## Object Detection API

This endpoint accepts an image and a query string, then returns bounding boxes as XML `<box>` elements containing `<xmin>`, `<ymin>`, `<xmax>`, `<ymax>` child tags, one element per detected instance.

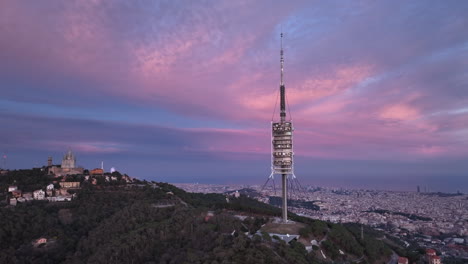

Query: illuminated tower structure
<box><xmin>262</xmin><ymin>32</ymin><xmax>301</xmax><ymax>223</ymax></box>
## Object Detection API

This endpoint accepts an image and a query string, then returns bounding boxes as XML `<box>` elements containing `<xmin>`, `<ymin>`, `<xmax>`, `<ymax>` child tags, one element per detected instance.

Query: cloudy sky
<box><xmin>1</xmin><ymin>0</ymin><xmax>467</xmax><ymax>191</ymax></box>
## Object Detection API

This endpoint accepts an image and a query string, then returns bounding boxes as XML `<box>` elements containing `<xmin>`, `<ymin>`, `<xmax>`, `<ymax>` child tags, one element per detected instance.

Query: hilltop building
<box><xmin>59</xmin><ymin>182</ymin><xmax>80</xmax><ymax>189</ymax></box>
<box><xmin>425</xmin><ymin>249</ymin><xmax>442</xmax><ymax>264</ymax></box>
<box><xmin>12</xmin><ymin>190</ymin><xmax>22</xmax><ymax>198</ymax></box>
<box><xmin>429</xmin><ymin>256</ymin><xmax>441</xmax><ymax>264</ymax></box>
<box><xmin>33</xmin><ymin>189</ymin><xmax>45</xmax><ymax>200</ymax></box>
<box><xmin>61</xmin><ymin>150</ymin><xmax>76</xmax><ymax>169</ymax></box>
<box><xmin>90</xmin><ymin>168</ymin><xmax>104</xmax><ymax>175</ymax></box>
<box><xmin>426</xmin><ymin>248</ymin><xmax>436</xmax><ymax>257</ymax></box>
<box><xmin>48</xmin><ymin>150</ymin><xmax>84</xmax><ymax>177</ymax></box>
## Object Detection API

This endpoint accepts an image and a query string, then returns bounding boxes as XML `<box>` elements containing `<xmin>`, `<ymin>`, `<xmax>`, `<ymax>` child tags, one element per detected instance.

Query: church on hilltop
<box><xmin>61</xmin><ymin>149</ymin><xmax>76</xmax><ymax>169</ymax></box>
<box><xmin>48</xmin><ymin>149</ymin><xmax>84</xmax><ymax>177</ymax></box>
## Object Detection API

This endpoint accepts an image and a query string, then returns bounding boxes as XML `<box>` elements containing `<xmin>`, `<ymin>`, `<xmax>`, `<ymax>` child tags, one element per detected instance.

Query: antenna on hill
<box><xmin>261</xmin><ymin>31</ymin><xmax>304</xmax><ymax>224</ymax></box>
<box><xmin>2</xmin><ymin>152</ymin><xmax>7</xmax><ymax>169</ymax></box>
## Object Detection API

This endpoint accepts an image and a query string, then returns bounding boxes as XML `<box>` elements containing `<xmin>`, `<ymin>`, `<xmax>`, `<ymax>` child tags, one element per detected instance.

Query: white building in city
<box><xmin>33</xmin><ymin>189</ymin><xmax>45</xmax><ymax>200</ymax></box>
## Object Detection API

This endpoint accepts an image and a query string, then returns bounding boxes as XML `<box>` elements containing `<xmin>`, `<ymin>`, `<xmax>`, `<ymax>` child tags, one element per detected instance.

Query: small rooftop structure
<box><xmin>12</xmin><ymin>189</ymin><xmax>22</xmax><ymax>198</ymax></box>
<box><xmin>429</xmin><ymin>255</ymin><xmax>441</xmax><ymax>264</ymax></box>
<box><xmin>23</xmin><ymin>192</ymin><xmax>33</xmax><ymax>200</ymax></box>
<box><xmin>90</xmin><ymin>168</ymin><xmax>104</xmax><ymax>175</ymax></box>
<box><xmin>33</xmin><ymin>237</ymin><xmax>47</xmax><ymax>247</ymax></box>
<box><xmin>397</xmin><ymin>257</ymin><xmax>409</xmax><ymax>264</ymax></box>
<box><xmin>269</xmin><ymin>233</ymin><xmax>299</xmax><ymax>244</ymax></box>
<box><xmin>59</xmin><ymin>182</ymin><xmax>80</xmax><ymax>189</ymax></box>
<box><xmin>426</xmin><ymin>248</ymin><xmax>436</xmax><ymax>256</ymax></box>
<box><xmin>204</xmin><ymin>211</ymin><xmax>215</xmax><ymax>222</ymax></box>
<box><xmin>33</xmin><ymin>189</ymin><xmax>45</xmax><ymax>200</ymax></box>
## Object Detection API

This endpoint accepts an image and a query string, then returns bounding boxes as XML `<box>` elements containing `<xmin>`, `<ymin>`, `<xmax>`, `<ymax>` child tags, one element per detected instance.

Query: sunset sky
<box><xmin>1</xmin><ymin>1</ymin><xmax>467</xmax><ymax>191</ymax></box>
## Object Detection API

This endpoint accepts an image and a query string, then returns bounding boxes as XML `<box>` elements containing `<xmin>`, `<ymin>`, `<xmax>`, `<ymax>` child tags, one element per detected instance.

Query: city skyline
<box><xmin>1</xmin><ymin>1</ymin><xmax>467</xmax><ymax>192</ymax></box>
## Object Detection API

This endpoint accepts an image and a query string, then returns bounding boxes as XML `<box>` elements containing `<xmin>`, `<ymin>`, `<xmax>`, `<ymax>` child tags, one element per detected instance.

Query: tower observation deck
<box><xmin>262</xmin><ymin>32</ymin><xmax>302</xmax><ymax>223</ymax></box>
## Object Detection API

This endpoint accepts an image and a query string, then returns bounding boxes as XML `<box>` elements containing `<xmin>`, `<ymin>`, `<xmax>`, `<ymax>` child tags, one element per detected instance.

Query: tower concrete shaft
<box><xmin>282</xmin><ymin>173</ymin><xmax>287</xmax><ymax>222</ymax></box>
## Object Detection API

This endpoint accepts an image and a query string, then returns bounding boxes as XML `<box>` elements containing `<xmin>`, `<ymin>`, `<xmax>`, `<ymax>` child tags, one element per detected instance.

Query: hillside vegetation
<box><xmin>0</xmin><ymin>170</ymin><xmax>400</xmax><ymax>263</ymax></box>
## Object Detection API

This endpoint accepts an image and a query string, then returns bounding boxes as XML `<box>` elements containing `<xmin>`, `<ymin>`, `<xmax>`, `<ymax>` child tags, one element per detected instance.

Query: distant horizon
<box><xmin>4</xmin><ymin>161</ymin><xmax>467</xmax><ymax>194</ymax></box>
<box><xmin>2</xmin><ymin>149</ymin><xmax>468</xmax><ymax>193</ymax></box>
<box><xmin>169</xmin><ymin>174</ymin><xmax>468</xmax><ymax>194</ymax></box>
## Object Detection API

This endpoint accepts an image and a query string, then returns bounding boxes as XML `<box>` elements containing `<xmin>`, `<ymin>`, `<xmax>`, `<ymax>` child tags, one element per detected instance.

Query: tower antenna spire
<box><xmin>280</xmin><ymin>31</ymin><xmax>284</xmax><ymax>86</ymax></box>
<box><xmin>279</xmin><ymin>31</ymin><xmax>286</xmax><ymax>122</ymax></box>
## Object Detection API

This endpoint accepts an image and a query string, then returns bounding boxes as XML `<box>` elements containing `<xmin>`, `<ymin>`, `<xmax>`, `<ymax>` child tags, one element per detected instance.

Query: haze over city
<box><xmin>1</xmin><ymin>1</ymin><xmax>467</xmax><ymax>192</ymax></box>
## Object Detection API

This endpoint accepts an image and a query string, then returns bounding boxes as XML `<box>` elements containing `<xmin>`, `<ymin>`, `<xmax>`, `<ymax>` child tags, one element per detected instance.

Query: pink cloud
<box><xmin>413</xmin><ymin>145</ymin><xmax>445</xmax><ymax>155</ymax></box>
<box><xmin>133</xmin><ymin>39</ymin><xmax>196</xmax><ymax>77</ymax></box>
<box><xmin>233</xmin><ymin>63</ymin><xmax>374</xmax><ymax>123</ymax></box>
<box><xmin>379</xmin><ymin>104</ymin><xmax>420</xmax><ymax>121</ymax></box>
<box><xmin>289</xmin><ymin>64</ymin><xmax>374</xmax><ymax>103</ymax></box>
<box><xmin>300</xmin><ymin>97</ymin><xmax>351</xmax><ymax>117</ymax></box>
<box><xmin>2</xmin><ymin>1</ymin><xmax>467</xmax><ymax>165</ymax></box>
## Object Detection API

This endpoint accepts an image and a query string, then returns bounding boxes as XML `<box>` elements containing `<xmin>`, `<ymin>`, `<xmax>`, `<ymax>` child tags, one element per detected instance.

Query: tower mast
<box><xmin>279</xmin><ymin>32</ymin><xmax>288</xmax><ymax>223</ymax></box>
<box><xmin>262</xmin><ymin>31</ymin><xmax>302</xmax><ymax>224</ymax></box>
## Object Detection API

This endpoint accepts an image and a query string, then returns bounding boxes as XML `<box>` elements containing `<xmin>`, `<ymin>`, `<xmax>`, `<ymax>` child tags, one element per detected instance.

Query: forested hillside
<box><xmin>0</xmin><ymin>175</ymin><xmax>404</xmax><ymax>263</ymax></box>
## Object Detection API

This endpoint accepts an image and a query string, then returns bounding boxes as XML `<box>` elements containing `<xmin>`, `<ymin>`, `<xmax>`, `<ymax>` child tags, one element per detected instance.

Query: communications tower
<box><xmin>262</xmin><ymin>32</ymin><xmax>302</xmax><ymax>223</ymax></box>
